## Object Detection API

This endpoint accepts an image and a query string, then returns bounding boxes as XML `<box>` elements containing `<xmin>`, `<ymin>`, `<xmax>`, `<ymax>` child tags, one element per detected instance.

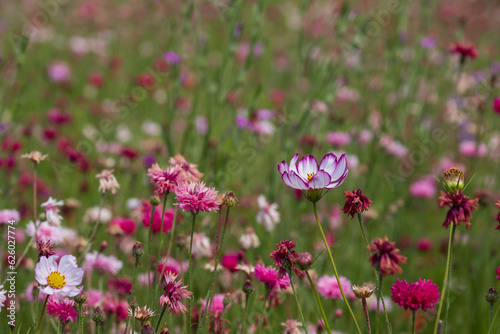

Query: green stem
<box><xmin>306</xmin><ymin>271</ymin><xmax>331</xmax><ymax>334</ymax></box>
<box><xmin>357</xmin><ymin>213</ymin><xmax>370</xmax><ymax>249</ymax></box>
<box><xmin>312</xmin><ymin>202</ymin><xmax>362</xmax><ymax>334</ymax></box>
<box><xmin>57</xmin><ymin>322</ymin><xmax>63</xmax><ymax>334</ymax></box>
<box><xmin>187</xmin><ymin>213</ymin><xmax>197</xmax><ymax>334</ymax></box>
<box><xmin>491</xmin><ymin>303</ymin><xmax>494</xmax><ymax>327</ymax></box>
<box><xmin>412</xmin><ymin>310</ymin><xmax>416</xmax><ymax>334</ymax></box>
<box><xmin>433</xmin><ymin>224</ymin><xmax>456</xmax><ymax>334</ymax></box>
<box><xmin>96</xmin><ymin>323</ymin><xmax>100</xmax><ymax>334</ymax></box>
<box><xmin>288</xmin><ymin>271</ymin><xmax>309</xmax><ymax>334</ymax></box>
<box><xmin>242</xmin><ymin>292</ymin><xmax>252</xmax><ymax>334</ymax></box>
<box><xmin>78</xmin><ymin>303</ymin><xmax>84</xmax><ymax>334</ymax></box>
<box><xmin>487</xmin><ymin>303</ymin><xmax>500</xmax><ymax>334</ymax></box>
<box><xmin>257</xmin><ymin>288</ymin><xmax>271</xmax><ymax>334</ymax></box>
<box><xmin>156</xmin><ymin>305</ymin><xmax>167</xmax><ymax>332</ymax></box>
<box><xmin>36</xmin><ymin>295</ymin><xmax>49</xmax><ymax>332</ymax></box>
<box><xmin>80</xmin><ymin>193</ymin><xmax>105</xmax><ymax>262</ymax></box>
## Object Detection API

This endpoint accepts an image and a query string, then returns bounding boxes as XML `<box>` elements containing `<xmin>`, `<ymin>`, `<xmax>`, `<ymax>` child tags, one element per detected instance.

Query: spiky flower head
<box><xmin>270</xmin><ymin>239</ymin><xmax>301</xmax><ymax>278</ymax></box>
<box><xmin>368</xmin><ymin>236</ymin><xmax>407</xmax><ymax>277</ymax></box>
<box><xmin>342</xmin><ymin>189</ymin><xmax>373</xmax><ymax>219</ymax></box>
<box><xmin>351</xmin><ymin>283</ymin><xmax>376</xmax><ymax>299</ymax></box>
<box><xmin>21</xmin><ymin>151</ymin><xmax>48</xmax><ymax>164</ymax></box>
<box><xmin>438</xmin><ymin>190</ymin><xmax>479</xmax><ymax>229</ymax></box>
<box><xmin>159</xmin><ymin>272</ymin><xmax>193</xmax><ymax>316</ymax></box>
<box><xmin>391</xmin><ymin>278</ymin><xmax>440</xmax><ymax>312</ymax></box>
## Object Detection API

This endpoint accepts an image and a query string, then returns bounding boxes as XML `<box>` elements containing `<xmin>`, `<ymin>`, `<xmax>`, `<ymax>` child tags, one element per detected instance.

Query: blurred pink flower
<box><xmin>459</xmin><ymin>140</ymin><xmax>487</xmax><ymax>157</ymax></box>
<box><xmin>186</xmin><ymin>232</ymin><xmax>212</xmax><ymax>259</ymax></box>
<box><xmin>202</xmin><ymin>293</ymin><xmax>230</xmax><ymax>315</ymax></box>
<box><xmin>158</xmin><ymin>257</ymin><xmax>187</xmax><ymax>276</ymax></box>
<box><xmin>84</xmin><ymin>251</ymin><xmax>123</xmax><ymax>275</ymax></box>
<box><xmin>409</xmin><ymin>176</ymin><xmax>436</xmax><ymax>198</ymax></box>
<box><xmin>317</xmin><ymin>275</ymin><xmax>355</xmax><ymax>300</ymax></box>
<box><xmin>256</xmin><ymin>195</ymin><xmax>280</xmax><ymax>231</ymax></box>
<box><xmin>47</xmin><ymin>61</ymin><xmax>71</xmax><ymax>83</ymax></box>
<box><xmin>147</xmin><ymin>163</ymin><xmax>180</xmax><ymax>195</ymax></box>
<box><xmin>0</xmin><ymin>209</ymin><xmax>19</xmax><ymax>224</ymax></box>
<box><xmin>169</xmin><ymin>154</ymin><xmax>203</xmax><ymax>183</ymax></box>
<box><xmin>254</xmin><ymin>264</ymin><xmax>290</xmax><ymax>290</ymax></box>
<box><xmin>493</xmin><ymin>97</ymin><xmax>500</xmax><ymax>115</ymax></box>
<box><xmin>326</xmin><ymin>132</ymin><xmax>351</xmax><ymax>146</ymax></box>
<box><xmin>139</xmin><ymin>201</ymin><xmax>173</xmax><ymax>234</ymax></box>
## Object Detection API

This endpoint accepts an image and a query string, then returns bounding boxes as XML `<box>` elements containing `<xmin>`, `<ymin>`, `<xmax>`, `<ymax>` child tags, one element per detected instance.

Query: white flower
<box><xmin>186</xmin><ymin>233</ymin><xmax>212</xmax><ymax>259</ymax></box>
<box><xmin>95</xmin><ymin>169</ymin><xmax>120</xmax><ymax>194</ymax></box>
<box><xmin>41</xmin><ymin>197</ymin><xmax>64</xmax><ymax>226</ymax></box>
<box><xmin>256</xmin><ymin>195</ymin><xmax>280</xmax><ymax>231</ymax></box>
<box><xmin>35</xmin><ymin>255</ymin><xmax>84</xmax><ymax>297</ymax></box>
<box><xmin>239</xmin><ymin>227</ymin><xmax>260</xmax><ymax>249</ymax></box>
<box><xmin>83</xmin><ymin>207</ymin><xmax>112</xmax><ymax>224</ymax></box>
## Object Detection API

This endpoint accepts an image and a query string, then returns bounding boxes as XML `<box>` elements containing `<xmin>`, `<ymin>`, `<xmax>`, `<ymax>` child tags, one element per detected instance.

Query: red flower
<box><xmin>493</xmin><ymin>98</ymin><xmax>500</xmax><ymax>115</ymax></box>
<box><xmin>450</xmin><ymin>42</ymin><xmax>478</xmax><ymax>61</ymax></box>
<box><xmin>342</xmin><ymin>189</ymin><xmax>373</xmax><ymax>219</ymax></box>
<box><xmin>496</xmin><ymin>266</ymin><xmax>500</xmax><ymax>280</ymax></box>
<box><xmin>108</xmin><ymin>277</ymin><xmax>133</xmax><ymax>295</ymax></box>
<box><xmin>368</xmin><ymin>236</ymin><xmax>407</xmax><ymax>277</ymax></box>
<box><xmin>391</xmin><ymin>278</ymin><xmax>440</xmax><ymax>312</ymax></box>
<box><xmin>270</xmin><ymin>239</ymin><xmax>302</xmax><ymax>278</ymax></box>
<box><xmin>438</xmin><ymin>190</ymin><xmax>479</xmax><ymax>229</ymax></box>
<box><xmin>495</xmin><ymin>200</ymin><xmax>500</xmax><ymax>230</ymax></box>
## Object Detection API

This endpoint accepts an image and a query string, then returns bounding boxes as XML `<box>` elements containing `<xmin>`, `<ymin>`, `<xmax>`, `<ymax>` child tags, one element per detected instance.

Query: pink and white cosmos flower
<box><xmin>35</xmin><ymin>255</ymin><xmax>84</xmax><ymax>297</ymax></box>
<box><xmin>277</xmin><ymin>153</ymin><xmax>348</xmax><ymax>202</ymax></box>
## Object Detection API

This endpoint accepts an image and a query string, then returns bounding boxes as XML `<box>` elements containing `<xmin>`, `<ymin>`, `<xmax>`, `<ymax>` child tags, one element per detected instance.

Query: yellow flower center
<box><xmin>307</xmin><ymin>173</ymin><xmax>315</xmax><ymax>181</ymax></box>
<box><xmin>47</xmin><ymin>271</ymin><xmax>66</xmax><ymax>289</ymax></box>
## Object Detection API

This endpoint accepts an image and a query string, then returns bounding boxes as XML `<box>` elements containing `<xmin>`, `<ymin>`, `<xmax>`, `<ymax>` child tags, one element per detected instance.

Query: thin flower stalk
<box><xmin>36</xmin><ymin>295</ymin><xmax>50</xmax><ymax>332</ymax></box>
<box><xmin>306</xmin><ymin>271</ymin><xmax>331</xmax><ymax>334</ymax></box>
<box><xmin>187</xmin><ymin>213</ymin><xmax>197</xmax><ymax>334</ymax></box>
<box><xmin>312</xmin><ymin>202</ymin><xmax>362</xmax><ymax>334</ymax></box>
<box><xmin>412</xmin><ymin>310</ymin><xmax>416</xmax><ymax>334</ymax></box>
<box><xmin>257</xmin><ymin>288</ymin><xmax>271</xmax><ymax>334</ymax></box>
<box><xmin>155</xmin><ymin>305</ymin><xmax>167</xmax><ymax>332</ymax></box>
<box><xmin>288</xmin><ymin>270</ymin><xmax>308</xmax><ymax>334</ymax></box>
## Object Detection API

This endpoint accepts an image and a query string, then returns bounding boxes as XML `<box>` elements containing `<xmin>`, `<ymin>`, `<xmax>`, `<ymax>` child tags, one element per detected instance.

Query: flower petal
<box><xmin>288</xmin><ymin>171</ymin><xmax>309</xmax><ymax>190</ymax></box>
<box><xmin>35</xmin><ymin>256</ymin><xmax>58</xmax><ymax>286</ymax></box>
<box><xmin>277</xmin><ymin>161</ymin><xmax>289</xmax><ymax>175</ymax></box>
<box><xmin>319</xmin><ymin>153</ymin><xmax>337</xmax><ymax>175</ymax></box>
<box><xmin>288</xmin><ymin>154</ymin><xmax>299</xmax><ymax>174</ymax></box>
<box><xmin>329</xmin><ymin>154</ymin><xmax>347</xmax><ymax>182</ymax></box>
<box><xmin>281</xmin><ymin>172</ymin><xmax>295</xmax><ymax>189</ymax></box>
<box><xmin>308</xmin><ymin>170</ymin><xmax>331</xmax><ymax>189</ymax></box>
<box><xmin>297</xmin><ymin>155</ymin><xmax>319</xmax><ymax>178</ymax></box>
<box><xmin>325</xmin><ymin>169</ymin><xmax>348</xmax><ymax>189</ymax></box>
<box><xmin>40</xmin><ymin>286</ymin><xmax>55</xmax><ymax>295</ymax></box>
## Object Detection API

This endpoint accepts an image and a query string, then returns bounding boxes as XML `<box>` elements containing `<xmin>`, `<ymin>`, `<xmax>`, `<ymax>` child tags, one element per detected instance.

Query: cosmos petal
<box><xmin>297</xmin><ymin>155</ymin><xmax>319</xmax><ymax>178</ymax></box>
<box><xmin>308</xmin><ymin>170</ymin><xmax>331</xmax><ymax>189</ymax></box>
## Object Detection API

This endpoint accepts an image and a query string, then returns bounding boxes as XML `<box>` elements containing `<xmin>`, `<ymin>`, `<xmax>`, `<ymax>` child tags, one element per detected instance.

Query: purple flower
<box><xmin>277</xmin><ymin>153</ymin><xmax>348</xmax><ymax>202</ymax></box>
<box><xmin>163</xmin><ymin>51</ymin><xmax>181</xmax><ymax>65</ymax></box>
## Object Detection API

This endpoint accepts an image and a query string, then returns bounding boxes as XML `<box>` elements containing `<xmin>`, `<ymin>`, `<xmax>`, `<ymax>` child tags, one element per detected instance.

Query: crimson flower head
<box><xmin>37</xmin><ymin>239</ymin><xmax>55</xmax><ymax>258</ymax></box>
<box><xmin>493</xmin><ymin>98</ymin><xmax>500</xmax><ymax>115</ymax></box>
<box><xmin>368</xmin><ymin>236</ymin><xmax>407</xmax><ymax>277</ymax></box>
<box><xmin>147</xmin><ymin>163</ymin><xmax>180</xmax><ymax>195</ymax></box>
<box><xmin>438</xmin><ymin>190</ymin><xmax>479</xmax><ymax>229</ymax></box>
<box><xmin>254</xmin><ymin>264</ymin><xmax>290</xmax><ymax>290</ymax></box>
<box><xmin>277</xmin><ymin>153</ymin><xmax>348</xmax><ymax>202</ymax></box>
<box><xmin>159</xmin><ymin>272</ymin><xmax>193</xmax><ymax>316</ymax></box>
<box><xmin>450</xmin><ymin>42</ymin><xmax>478</xmax><ymax>62</ymax></box>
<box><xmin>270</xmin><ymin>239</ymin><xmax>302</xmax><ymax>278</ymax></box>
<box><xmin>174</xmin><ymin>182</ymin><xmax>221</xmax><ymax>214</ymax></box>
<box><xmin>495</xmin><ymin>200</ymin><xmax>500</xmax><ymax>230</ymax></box>
<box><xmin>47</xmin><ymin>297</ymin><xmax>82</xmax><ymax>324</ymax></box>
<box><xmin>391</xmin><ymin>278</ymin><xmax>440</xmax><ymax>312</ymax></box>
<box><xmin>342</xmin><ymin>189</ymin><xmax>373</xmax><ymax>219</ymax></box>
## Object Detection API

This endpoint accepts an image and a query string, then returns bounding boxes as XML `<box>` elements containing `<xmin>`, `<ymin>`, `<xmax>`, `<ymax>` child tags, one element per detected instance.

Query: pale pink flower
<box><xmin>329</xmin><ymin>205</ymin><xmax>343</xmax><ymax>229</ymax></box>
<box><xmin>186</xmin><ymin>232</ymin><xmax>213</xmax><ymax>259</ymax></box>
<box><xmin>336</xmin><ymin>86</ymin><xmax>360</xmax><ymax>102</ymax></box>
<box><xmin>158</xmin><ymin>257</ymin><xmax>187</xmax><ymax>276</ymax></box>
<box><xmin>202</xmin><ymin>293</ymin><xmax>230</xmax><ymax>315</ymax></box>
<box><xmin>85</xmin><ymin>289</ymin><xmax>103</xmax><ymax>308</ymax></box>
<box><xmin>26</xmin><ymin>221</ymin><xmax>63</xmax><ymax>244</ymax></box>
<box><xmin>41</xmin><ymin>197</ymin><xmax>64</xmax><ymax>226</ymax></box>
<box><xmin>0</xmin><ymin>209</ymin><xmax>20</xmax><ymax>224</ymax></box>
<box><xmin>366</xmin><ymin>294</ymin><xmax>393</xmax><ymax>312</ymax></box>
<box><xmin>357</xmin><ymin>129</ymin><xmax>373</xmax><ymax>144</ymax></box>
<box><xmin>48</xmin><ymin>61</ymin><xmax>71</xmax><ymax>83</ymax></box>
<box><xmin>256</xmin><ymin>195</ymin><xmax>280</xmax><ymax>231</ymax></box>
<box><xmin>281</xmin><ymin>319</ymin><xmax>302</xmax><ymax>334</ymax></box>
<box><xmin>95</xmin><ymin>169</ymin><xmax>120</xmax><ymax>194</ymax></box>
<box><xmin>83</xmin><ymin>207</ymin><xmax>112</xmax><ymax>223</ymax></box>
<box><xmin>138</xmin><ymin>272</ymin><xmax>155</xmax><ymax>287</ymax></box>
<box><xmin>84</xmin><ymin>251</ymin><xmax>123</xmax><ymax>275</ymax></box>
<box><xmin>35</xmin><ymin>255</ymin><xmax>84</xmax><ymax>297</ymax></box>
<box><xmin>169</xmin><ymin>154</ymin><xmax>203</xmax><ymax>183</ymax></box>
<box><xmin>174</xmin><ymin>182</ymin><xmax>220</xmax><ymax>214</ymax></box>
<box><xmin>317</xmin><ymin>275</ymin><xmax>355</xmax><ymax>300</ymax></box>
<box><xmin>239</xmin><ymin>227</ymin><xmax>261</xmax><ymax>249</ymax></box>
<box><xmin>147</xmin><ymin>163</ymin><xmax>180</xmax><ymax>194</ymax></box>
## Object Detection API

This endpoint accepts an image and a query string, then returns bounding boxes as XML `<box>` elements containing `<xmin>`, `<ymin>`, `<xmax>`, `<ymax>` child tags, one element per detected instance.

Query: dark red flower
<box><xmin>88</xmin><ymin>73</ymin><xmax>104</xmax><ymax>87</ymax></box>
<box><xmin>391</xmin><ymin>278</ymin><xmax>440</xmax><ymax>312</ymax></box>
<box><xmin>108</xmin><ymin>276</ymin><xmax>132</xmax><ymax>295</ymax></box>
<box><xmin>438</xmin><ymin>190</ymin><xmax>479</xmax><ymax>229</ymax></box>
<box><xmin>47</xmin><ymin>108</ymin><xmax>72</xmax><ymax>124</ymax></box>
<box><xmin>342</xmin><ymin>189</ymin><xmax>373</xmax><ymax>219</ymax></box>
<box><xmin>450</xmin><ymin>42</ymin><xmax>477</xmax><ymax>60</ymax></box>
<box><xmin>493</xmin><ymin>98</ymin><xmax>500</xmax><ymax>115</ymax></box>
<box><xmin>495</xmin><ymin>200</ymin><xmax>500</xmax><ymax>230</ymax></box>
<box><xmin>368</xmin><ymin>236</ymin><xmax>407</xmax><ymax>277</ymax></box>
<box><xmin>270</xmin><ymin>239</ymin><xmax>302</xmax><ymax>278</ymax></box>
<box><xmin>37</xmin><ymin>239</ymin><xmax>55</xmax><ymax>258</ymax></box>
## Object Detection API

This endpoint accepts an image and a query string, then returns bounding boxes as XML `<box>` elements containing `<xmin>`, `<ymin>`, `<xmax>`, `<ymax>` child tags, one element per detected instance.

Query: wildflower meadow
<box><xmin>1</xmin><ymin>0</ymin><xmax>500</xmax><ymax>333</ymax></box>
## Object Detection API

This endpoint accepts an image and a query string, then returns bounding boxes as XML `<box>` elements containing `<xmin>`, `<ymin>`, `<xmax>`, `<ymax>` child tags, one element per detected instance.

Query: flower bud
<box><xmin>485</xmin><ymin>287</ymin><xmax>499</xmax><ymax>304</ymax></box>
<box><xmin>92</xmin><ymin>306</ymin><xmax>104</xmax><ymax>323</ymax></box>
<box><xmin>99</xmin><ymin>241</ymin><xmax>107</xmax><ymax>252</ymax></box>
<box><xmin>132</xmin><ymin>241</ymin><xmax>144</xmax><ymax>258</ymax></box>
<box><xmin>443</xmin><ymin>167</ymin><xmax>464</xmax><ymax>192</ymax></box>
<box><xmin>75</xmin><ymin>292</ymin><xmax>87</xmax><ymax>304</ymax></box>
<box><xmin>242</xmin><ymin>279</ymin><xmax>254</xmax><ymax>295</ymax></box>
<box><xmin>38</xmin><ymin>213</ymin><xmax>46</xmax><ymax>222</ymax></box>
<box><xmin>141</xmin><ymin>321</ymin><xmax>155</xmax><ymax>334</ymax></box>
<box><xmin>223</xmin><ymin>192</ymin><xmax>239</xmax><ymax>208</ymax></box>
<box><xmin>223</xmin><ymin>293</ymin><xmax>231</xmax><ymax>308</ymax></box>
<box><xmin>296</xmin><ymin>252</ymin><xmax>313</xmax><ymax>270</ymax></box>
<box><xmin>150</xmin><ymin>196</ymin><xmax>161</xmax><ymax>206</ymax></box>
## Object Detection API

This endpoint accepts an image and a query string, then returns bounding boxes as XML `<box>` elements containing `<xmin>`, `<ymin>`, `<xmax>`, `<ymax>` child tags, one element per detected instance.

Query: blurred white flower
<box><xmin>256</xmin><ymin>195</ymin><xmax>280</xmax><ymax>231</ymax></box>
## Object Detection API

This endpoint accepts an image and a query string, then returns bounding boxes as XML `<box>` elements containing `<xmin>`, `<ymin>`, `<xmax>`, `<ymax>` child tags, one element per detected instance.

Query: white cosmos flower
<box><xmin>35</xmin><ymin>255</ymin><xmax>84</xmax><ymax>297</ymax></box>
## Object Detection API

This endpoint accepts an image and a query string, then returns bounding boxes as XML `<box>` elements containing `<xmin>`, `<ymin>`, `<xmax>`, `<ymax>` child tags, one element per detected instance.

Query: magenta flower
<box><xmin>35</xmin><ymin>255</ymin><xmax>84</xmax><ymax>297</ymax></box>
<box><xmin>277</xmin><ymin>153</ymin><xmax>348</xmax><ymax>202</ymax></box>
<box><xmin>174</xmin><ymin>182</ymin><xmax>221</xmax><ymax>214</ymax></box>
<box><xmin>202</xmin><ymin>293</ymin><xmax>230</xmax><ymax>315</ymax></box>
<box><xmin>159</xmin><ymin>272</ymin><xmax>193</xmax><ymax>316</ymax></box>
<box><xmin>495</xmin><ymin>200</ymin><xmax>500</xmax><ymax>230</ymax></box>
<box><xmin>390</xmin><ymin>278</ymin><xmax>440</xmax><ymax>312</ymax></box>
<box><xmin>254</xmin><ymin>264</ymin><xmax>290</xmax><ymax>290</ymax></box>
<box><xmin>496</xmin><ymin>266</ymin><xmax>500</xmax><ymax>280</ymax></box>
<box><xmin>47</xmin><ymin>297</ymin><xmax>81</xmax><ymax>324</ymax></box>
<box><xmin>147</xmin><ymin>163</ymin><xmax>180</xmax><ymax>195</ymax></box>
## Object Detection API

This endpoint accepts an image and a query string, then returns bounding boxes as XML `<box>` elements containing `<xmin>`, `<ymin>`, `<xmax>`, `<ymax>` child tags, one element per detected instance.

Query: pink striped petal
<box><xmin>325</xmin><ymin>169</ymin><xmax>348</xmax><ymax>188</ymax></box>
<box><xmin>297</xmin><ymin>155</ymin><xmax>319</xmax><ymax>178</ymax></box>
<box><xmin>281</xmin><ymin>172</ymin><xmax>295</xmax><ymax>188</ymax></box>
<box><xmin>289</xmin><ymin>153</ymin><xmax>299</xmax><ymax>174</ymax></box>
<box><xmin>308</xmin><ymin>170</ymin><xmax>331</xmax><ymax>189</ymax></box>
<box><xmin>277</xmin><ymin>160</ymin><xmax>289</xmax><ymax>174</ymax></box>
<box><xmin>319</xmin><ymin>153</ymin><xmax>337</xmax><ymax>175</ymax></box>
<box><xmin>288</xmin><ymin>171</ymin><xmax>309</xmax><ymax>190</ymax></box>
<box><xmin>329</xmin><ymin>154</ymin><xmax>347</xmax><ymax>182</ymax></box>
